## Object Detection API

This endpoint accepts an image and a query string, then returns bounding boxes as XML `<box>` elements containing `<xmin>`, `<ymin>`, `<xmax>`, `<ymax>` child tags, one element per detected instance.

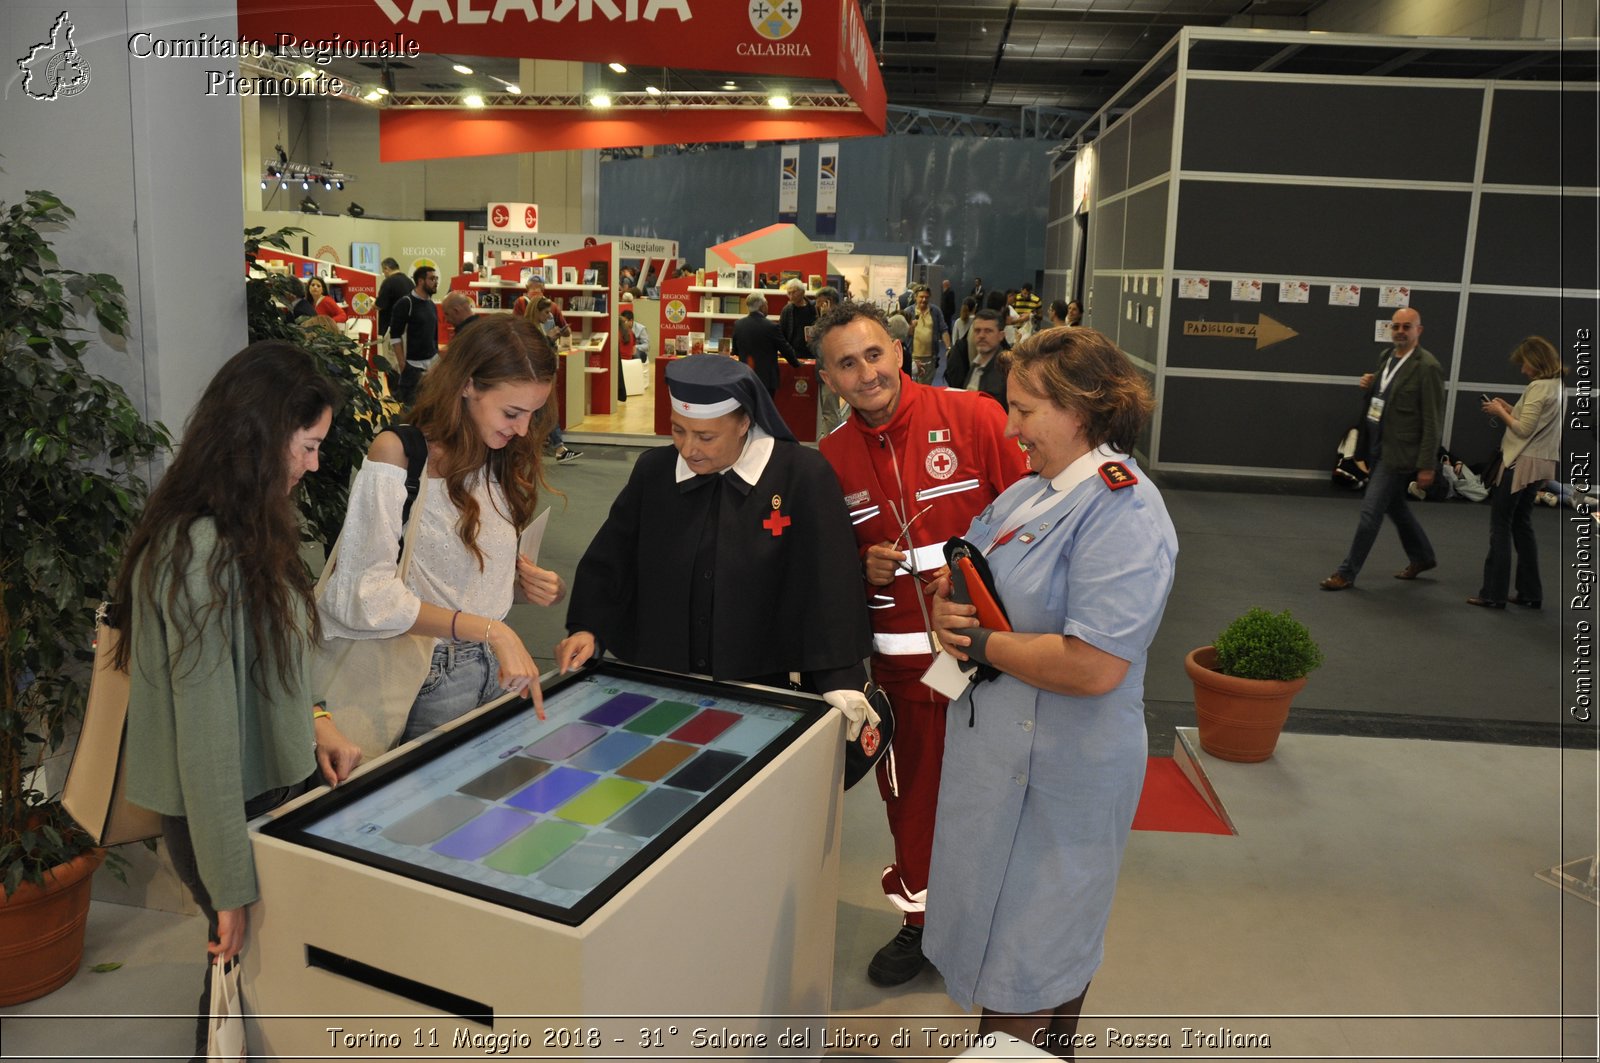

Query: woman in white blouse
<box><xmin>319</xmin><ymin>315</ymin><xmax>566</xmax><ymax>738</ymax></box>
<box><xmin>1468</xmin><ymin>335</ymin><xmax>1566</xmax><ymax>610</ymax></box>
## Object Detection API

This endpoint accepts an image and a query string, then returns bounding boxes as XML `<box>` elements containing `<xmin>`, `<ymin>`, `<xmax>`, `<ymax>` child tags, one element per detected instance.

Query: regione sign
<box><xmin>489</xmin><ymin>202</ymin><xmax>539</xmax><ymax>233</ymax></box>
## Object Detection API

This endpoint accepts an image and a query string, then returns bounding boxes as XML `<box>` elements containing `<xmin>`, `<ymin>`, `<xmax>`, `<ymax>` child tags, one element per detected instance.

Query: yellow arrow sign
<box><xmin>1182</xmin><ymin>313</ymin><xmax>1299</xmax><ymax>350</ymax></box>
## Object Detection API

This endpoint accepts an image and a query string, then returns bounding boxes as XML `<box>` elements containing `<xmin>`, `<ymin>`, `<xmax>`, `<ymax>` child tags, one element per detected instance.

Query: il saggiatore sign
<box><xmin>235</xmin><ymin>0</ymin><xmax>887</xmax><ymax>158</ymax></box>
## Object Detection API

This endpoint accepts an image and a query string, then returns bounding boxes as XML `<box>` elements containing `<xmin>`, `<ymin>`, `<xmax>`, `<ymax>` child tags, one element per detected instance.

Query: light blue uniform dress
<box><xmin>923</xmin><ymin>446</ymin><xmax>1177</xmax><ymax>1013</ymax></box>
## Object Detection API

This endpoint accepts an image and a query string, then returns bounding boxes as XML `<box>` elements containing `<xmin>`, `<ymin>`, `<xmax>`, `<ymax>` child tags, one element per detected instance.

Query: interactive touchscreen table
<box><xmin>242</xmin><ymin>662</ymin><xmax>844</xmax><ymax>1060</ymax></box>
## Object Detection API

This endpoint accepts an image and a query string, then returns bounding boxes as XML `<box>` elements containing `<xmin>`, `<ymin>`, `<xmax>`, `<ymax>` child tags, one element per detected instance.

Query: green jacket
<box><xmin>124</xmin><ymin>519</ymin><xmax>315</xmax><ymax>911</ymax></box>
<box><xmin>1371</xmin><ymin>344</ymin><xmax>1444</xmax><ymax>473</ymax></box>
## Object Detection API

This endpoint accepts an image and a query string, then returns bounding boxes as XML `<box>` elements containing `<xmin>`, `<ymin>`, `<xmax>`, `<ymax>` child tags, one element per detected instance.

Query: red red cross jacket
<box><xmin>820</xmin><ymin>375</ymin><xmax>1030</xmax><ymax>675</ymax></box>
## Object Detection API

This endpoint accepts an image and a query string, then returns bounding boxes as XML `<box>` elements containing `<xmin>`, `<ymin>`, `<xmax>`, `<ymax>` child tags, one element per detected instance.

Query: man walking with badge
<box><xmin>1321</xmin><ymin>307</ymin><xmax>1443</xmax><ymax>590</ymax></box>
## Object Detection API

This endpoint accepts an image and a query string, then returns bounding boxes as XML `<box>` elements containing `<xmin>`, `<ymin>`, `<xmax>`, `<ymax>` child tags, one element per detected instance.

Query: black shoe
<box><xmin>1466</xmin><ymin>596</ymin><xmax>1507</xmax><ymax>610</ymax></box>
<box><xmin>867</xmin><ymin>924</ymin><xmax>926</xmax><ymax>986</ymax></box>
<box><xmin>1509</xmin><ymin>595</ymin><xmax>1542</xmax><ymax>609</ymax></box>
<box><xmin>555</xmin><ymin>447</ymin><xmax>583</xmax><ymax>464</ymax></box>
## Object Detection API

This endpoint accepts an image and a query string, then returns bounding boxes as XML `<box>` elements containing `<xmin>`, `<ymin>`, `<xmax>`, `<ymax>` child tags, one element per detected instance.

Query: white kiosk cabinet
<box><xmin>242</xmin><ymin>663</ymin><xmax>844</xmax><ymax>1061</ymax></box>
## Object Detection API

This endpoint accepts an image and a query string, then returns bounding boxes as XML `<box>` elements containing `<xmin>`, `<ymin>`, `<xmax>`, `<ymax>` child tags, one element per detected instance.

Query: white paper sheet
<box><xmin>517</xmin><ymin>507</ymin><xmax>550</xmax><ymax>564</ymax></box>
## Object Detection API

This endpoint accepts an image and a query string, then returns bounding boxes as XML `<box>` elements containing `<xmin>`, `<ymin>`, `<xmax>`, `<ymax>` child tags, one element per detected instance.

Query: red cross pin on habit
<box><xmin>763</xmin><ymin>494</ymin><xmax>791</xmax><ymax>537</ymax></box>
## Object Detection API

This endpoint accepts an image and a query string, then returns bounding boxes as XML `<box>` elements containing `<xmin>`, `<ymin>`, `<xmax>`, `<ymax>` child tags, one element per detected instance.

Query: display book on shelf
<box><xmin>679</xmin><ymin>282</ymin><xmax>823</xmax><ymax>354</ymax></box>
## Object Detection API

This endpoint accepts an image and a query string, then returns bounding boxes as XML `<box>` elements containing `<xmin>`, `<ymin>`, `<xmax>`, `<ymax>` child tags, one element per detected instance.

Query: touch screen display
<box><xmin>262</xmin><ymin>664</ymin><xmax>821</xmax><ymax>926</ymax></box>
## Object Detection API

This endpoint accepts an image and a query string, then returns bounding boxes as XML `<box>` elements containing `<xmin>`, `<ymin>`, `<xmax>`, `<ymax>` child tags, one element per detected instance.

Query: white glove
<box><xmin>823</xmin><ymin>689</ymin><xmax>880</xmax><ymax>742</ymax></box>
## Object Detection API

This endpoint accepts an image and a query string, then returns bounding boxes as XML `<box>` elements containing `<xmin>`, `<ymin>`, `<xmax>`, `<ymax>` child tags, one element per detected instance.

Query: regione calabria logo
<box><xmin>17</xmin><ymin>11</ymin><xmax>91</xmax><ymax>100</ymax></box>
<box><xmin>749</xmin><ymin>0</ymin><xmax>801</xmax><ymax>41</ymax></box>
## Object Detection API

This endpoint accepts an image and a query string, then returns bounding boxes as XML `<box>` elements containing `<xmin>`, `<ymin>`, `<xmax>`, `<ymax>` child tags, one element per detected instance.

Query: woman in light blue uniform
<box><xmin>927</xmin><ymin>326</ymin><xmax>1177</xmax><ymax>1056</ymax></box>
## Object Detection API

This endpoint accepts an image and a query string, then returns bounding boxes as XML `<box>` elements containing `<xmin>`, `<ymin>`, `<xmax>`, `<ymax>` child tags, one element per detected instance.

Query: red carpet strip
<box><xmin>1132</xmin><ymin>756</ymin><xmax>1232</xmax><ymax>835</ymax></box>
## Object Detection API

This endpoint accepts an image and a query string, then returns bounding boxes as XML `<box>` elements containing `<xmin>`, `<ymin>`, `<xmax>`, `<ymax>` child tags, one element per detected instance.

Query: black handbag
<box><xmin>842</xmin><ymin>685</ymin><xmax>894</xmax><ymax>790</ymax></box>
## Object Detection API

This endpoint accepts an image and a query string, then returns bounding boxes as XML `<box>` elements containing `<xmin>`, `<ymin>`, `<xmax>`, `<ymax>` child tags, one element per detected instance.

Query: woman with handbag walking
<box><xmin>1468</xmin><ymin>335</ymin><xmax>1567</xmax><ymax>610</ymax></box>
<box><xmin>115</xmin><ymin>342</ymin><xmax>365</xmax><ymax>1059</ymax></box>
<box><xmin>317</xmin><ymin>314</ymin><xmax>565</xmax><ymax>746</ymax></box>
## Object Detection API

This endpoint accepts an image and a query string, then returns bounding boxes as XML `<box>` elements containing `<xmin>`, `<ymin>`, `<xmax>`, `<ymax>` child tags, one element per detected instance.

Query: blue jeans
<box><xmin>1337</xmin><ymin>460</ymin><xmax>1435</xmax><ymax>580</ymax></box>
<box><xmin>1478</xmin><ymin>474</ymin><xmax>1541</xmax><ymax>603</ymax></box>
<box><xmin>402</xmin><ymin>640</ymin><xmax>503</xmax><ymax>743</ymax></box>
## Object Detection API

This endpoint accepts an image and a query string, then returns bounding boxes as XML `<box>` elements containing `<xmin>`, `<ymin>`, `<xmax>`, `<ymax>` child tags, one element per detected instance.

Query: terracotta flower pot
<box><xmin>0</xmin><ymin>846</ymin><xmax>107</xmax><ymax>1006</ymax></box>
<box><xmin>1185</xmin><ymin>646</ymin><xmax>1307</xmax><ymax>763</ymax></box>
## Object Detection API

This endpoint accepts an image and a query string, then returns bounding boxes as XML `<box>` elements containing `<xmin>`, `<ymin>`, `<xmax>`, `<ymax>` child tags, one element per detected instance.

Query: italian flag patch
<box><xmin>928</xmin><ymin>429</ymin><xmax>951</xmax><ymax>443</ymax></box>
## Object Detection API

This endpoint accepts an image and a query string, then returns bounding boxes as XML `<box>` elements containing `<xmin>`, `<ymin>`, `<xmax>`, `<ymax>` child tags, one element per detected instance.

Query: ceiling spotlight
<box><xmin>334</xmin><ymin>180</ymin><xmax>344</xmax><ymax>190</ymax></box>
<box><xmin>363</xmin><ymin>88</ymin><xmax>383</xmax><ymax>102</ymax></box>
<box><xmin>503</xmin><ymin>83</ymin><xmax>521</xmax><ymax>94</ymax></box>
<box><xmin>323</xmin><ymin>179</ymin><xmax>333</xmax><ymax>190</ymax></box>
<box><xmin>375</xmin><ymin>84</ymin><xmax>390</xmax><ymax>96</ymax></box>
<box><xmin>260</xmin><ymin>179</ymin><xmax>268</xmax><ymax>190</ymax></box>
<box><xmin>608</xmin><ymin>62</ymin><xmax>627</xmax><ymax>74</ymax></box>
<box><xmin>347</xmin><ymin>202</ymin><xmax>366</xmax><ymax>218</ymax></box>
<box><xmin>299</xmin><ymin>196</ymin><xmax>318</xmax><ymax>214</ymax></box>
<box><xmin>452</xmin><ymin>63</ymin><xmax>474</xmax><ymax>75</ymax></box>
<box><xmin>298</xmin><ymin>67</ymin><xmax>317</xmax><ymax>81</ymax></box>
<box><xmin>723</xmin><ymin>81</ymin><xmax>738</xmax><ymax>89</ymax></box>
<box><xmin>645</xmin><ymin>85</ymin><xmax>661</xmax><ymax>96</ymax></box>
<box><xmin>768</xmin><ymin>94</ymin><xmax>791</xmax><ymax>109</ymax></box>
<box><xmin>463</xmin><ymin>93</ymin><xmax>485</xmax><ymax>108</ymax></box>
<box><xmin>590</xmin><ymin>92</ymin><xmax>612</xmax><ymax>108</ymax></box>
<box><xmin>301</xmin><ymin>179</ymin><xmax>310</xmax><ymax>190</ymax></box>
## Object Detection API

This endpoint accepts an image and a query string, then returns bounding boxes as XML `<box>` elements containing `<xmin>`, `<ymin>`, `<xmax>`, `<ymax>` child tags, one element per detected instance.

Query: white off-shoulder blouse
<box><xmin>318</xmin><ymin>460</ymin><xmax>517</xmax><ymax>642</ymax></box>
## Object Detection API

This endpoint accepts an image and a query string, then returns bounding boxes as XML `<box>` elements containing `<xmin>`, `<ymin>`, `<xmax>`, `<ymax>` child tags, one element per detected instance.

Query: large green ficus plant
<box><xmin>0</xmin><ymin>189</ymin><xmax>171</xmax><ymax>894</ymax></box>
<box><xmin>244</xmin><ymin>224</ymin><xmax>394</xmax><ymax>550</ymax></box>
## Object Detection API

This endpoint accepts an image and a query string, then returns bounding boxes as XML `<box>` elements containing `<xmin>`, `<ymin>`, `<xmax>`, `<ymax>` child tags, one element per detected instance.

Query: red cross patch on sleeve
<box><xmin>1098</xmin><ymin>461</ymin><xmax>1138</xmax><ymax>490</ymax></box>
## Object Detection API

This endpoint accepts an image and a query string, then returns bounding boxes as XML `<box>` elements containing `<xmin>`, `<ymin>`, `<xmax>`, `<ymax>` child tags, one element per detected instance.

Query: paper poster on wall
<box><xmin>778</xmin><ymin>146</ymin><xmax>799</xmax><ymax>225</ymax></box>
<box><xmin>1374</xmin><ymin>319</ymin><xmax>1398</xmax><ymax>342</ymax></box>
<box><xmin>1230</xmin><ymin>279</ymin><xmax>1263</xmax><ymax>302</ymax></box>
<box><xmin>1329</xmin><ymin>283</ymin><xmax>1361</xmax><ymax>306</ymax></box>
<box><xmin>1179</xmin><ymin>277</ymin><xmax>1209</xmax><ymax>299</ymax></box>
<box><xmin>1279</xmin><ymin>280</ymin><xmax>1310</xmax><ymax>304</ymax></box>
<box><xmin>1379</xmin><ymin>285</ymin><xmax>1411</xmax><ymax>308</ymax></box>
<box><xmin>1145</xmin><ymin>305</ymin><xmax>1156</xmax><ymax>329</ymax></box>
<box><xmin>350</xmin><ymin>241</ymin><xmax>380</xmax><ymax>273</ymax></box>
<box><xmin>815</xmin><ymin>143</ymin><xmax>838</xmax><ymax>237</ymax></box>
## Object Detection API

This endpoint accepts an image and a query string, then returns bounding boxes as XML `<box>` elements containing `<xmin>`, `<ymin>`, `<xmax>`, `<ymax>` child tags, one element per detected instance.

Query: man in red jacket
<box><xmin>815</xmin><ymin>301</ymin><xmax>1029</xmax><ymax>986</ymax></box>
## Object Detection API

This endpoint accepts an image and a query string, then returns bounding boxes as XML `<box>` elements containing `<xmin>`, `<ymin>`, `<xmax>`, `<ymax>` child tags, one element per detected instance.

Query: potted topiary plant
<box><xmin>244</xmin><ymin>225</ymin><xmax>394</xmax><ymax>552</ymax></box>
<box><xmin>0</xmin><ymin>187</ymin><xmax>171</xmax><ymax>1003</ymax></box>
<box><xmin>1185</xmin><ymin>608</ymin><xmax>1323</xmax><ymax>762</ymax></box>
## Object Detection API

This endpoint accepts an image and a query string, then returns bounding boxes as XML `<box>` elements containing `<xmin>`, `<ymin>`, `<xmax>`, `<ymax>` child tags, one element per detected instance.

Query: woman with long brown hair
<box><xmin>117</xmin><ymin>341</ymin><xmax>361</xmax><ymax>1055</ymax></box>
<box><xmin>1468</xmin><ymin>335</ymin><xmax>1567</xmax><ymax>609</ymax></box>
<box><xmin>318</xmin><ymin>314</ymin><xmax>565</xmax><ymax>740</ymax></box>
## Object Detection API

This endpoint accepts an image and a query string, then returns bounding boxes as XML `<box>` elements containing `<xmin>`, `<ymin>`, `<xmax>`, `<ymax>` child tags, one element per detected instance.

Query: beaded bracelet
<box><xmin>451</xmin><ymin>608</ymin><xmax>462</xmax><ymax>641</ymax></box>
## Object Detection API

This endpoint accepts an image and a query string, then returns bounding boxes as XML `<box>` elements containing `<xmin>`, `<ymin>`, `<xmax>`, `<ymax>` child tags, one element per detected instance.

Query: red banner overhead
<box><xmin>236</xmin><ymin>0</ymin><xmax>887</xmax><ymax>143</ymax></box>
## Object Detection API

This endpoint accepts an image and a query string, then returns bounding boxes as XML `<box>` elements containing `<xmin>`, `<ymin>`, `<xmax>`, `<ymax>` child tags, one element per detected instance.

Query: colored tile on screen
<box><xmin>381</xmin><ymin>795</ymin><xmax>484</xmax><ymax>846</ymax></box>
<box><xmin>569</xmin><ymin>731</ymin><xmax>652</xmax><ymax>773</ymax></box>
<box><xmin>504</xmin><ymin>765</ymin><xmax>598</xmax><ymax>813</ymax></box>
<box><xmin>581</xmin><ymin>692</ymin><xmax>655</xmax><ymax>727</ymax></box>
<box><xmin>606</xmin><ymin>787</ymin><xmax>697</xmax><ymax>838</ymax></box>
<box><xmin>554</xmin><ymin>777</ymin><xmax>648</xmax><ymax>825</ymax></box>
<box><xmin>622</xmin><ymin>700</ymin><xmax>698</xmax><ymax>736</ymax></box>
<box><xmin>523</xmin><ymin>722</ymin><xmax>607</xmax><ymax>761</ymax></box>
<box><xmin>483</xmin><ymin>820</ymin><xmax>586</xmax><ymax>875</ymax></box>
<box><xmin>664</xmin><ymin>749</ymin><xmax>746</xmax><ymax>792</ymax></box>
<box><xmin>457</xmin><ymin>757</ymin><xmax>550</xmax><ymax>800</ymax></box>
<box><xmin>617</xmin><ymin>741</ymin><xmax>697</xmax><ymax>782</ymax></box>
<box><xmin>711</xmin><ymin>716</ymin><xmax>789</xmax><ymax>756</ymax></box>
<box><xmin>431</xmin><ymin>807</ymin><xmax>536</xmax><ymax>861</ymax></box>
<box><xmin>539</xmin><ymin>831</ymin><xmax>644</xmax><ymax>892</ymax></box>
<box><xmin>668</xmin><ymin>708</ymin><xmax>742</xmax><ymax>744</ymax></box>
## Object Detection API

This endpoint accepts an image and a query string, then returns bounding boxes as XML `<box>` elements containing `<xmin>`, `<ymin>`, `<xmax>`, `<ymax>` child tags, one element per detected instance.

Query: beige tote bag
<box><xmin>311</xmin><ymin>471</ymin><xmax>434</xmax><ymax>760</ymax></box>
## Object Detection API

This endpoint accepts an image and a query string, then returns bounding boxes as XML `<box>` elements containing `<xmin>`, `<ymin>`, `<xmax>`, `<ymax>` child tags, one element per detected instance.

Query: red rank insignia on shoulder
<box><xmin>1098</xmin><ymin>461</ymin><xmax>1138</xmax><ymax>490</ymax></box>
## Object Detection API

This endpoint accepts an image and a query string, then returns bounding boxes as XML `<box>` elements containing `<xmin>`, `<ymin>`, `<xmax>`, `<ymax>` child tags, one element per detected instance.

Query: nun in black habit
<box><xmin>558</xmin><ymin>355</ymin><xmax>874</xmax><ymax>702</ymax></box>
